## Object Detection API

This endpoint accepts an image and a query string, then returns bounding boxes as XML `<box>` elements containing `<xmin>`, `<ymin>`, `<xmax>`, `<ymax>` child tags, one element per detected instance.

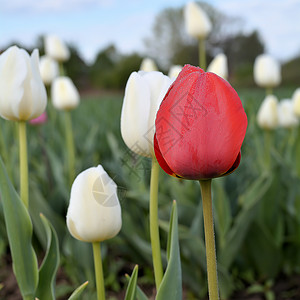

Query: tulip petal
<box><xmin>154</xmin><ymin>134</ymin><xmax>177</xmax><ymax>178</ymax></box>
<box><xmin>155</xmin><ymin>65</ymin><xmax>247</xmax><ymax>180</ymax></box>
<box><xmin>220</xmin><ymin>152</ymin><xmax>241</xmax><ymax>177</ymax></box>
<box><xmin>0</xmin><ymin>46</ymin><xmax>27</xmax><ymax>120</ymax></box>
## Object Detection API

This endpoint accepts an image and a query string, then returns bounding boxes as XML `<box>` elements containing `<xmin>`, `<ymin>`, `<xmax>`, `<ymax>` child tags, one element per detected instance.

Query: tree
<box><xmin>144</xmin><ymin>1</ymin><xmax>241</xmax><ymax>68</ymax></box>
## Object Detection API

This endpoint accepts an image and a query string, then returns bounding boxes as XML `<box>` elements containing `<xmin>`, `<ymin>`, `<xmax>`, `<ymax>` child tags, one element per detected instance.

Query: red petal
<box><xmin>154</xmin><ymin>133</ymin><xmax>178</xmax><ymax>178</ymax></box>
<box><xmin>220</xmin><ymin>152</ymin><xmax>241</xmax><ymax>177</ymax></box>
<box><xmin>155</xmin><ymin>66</ymin><xmax>247</xmax><ymax>180</ymax></box>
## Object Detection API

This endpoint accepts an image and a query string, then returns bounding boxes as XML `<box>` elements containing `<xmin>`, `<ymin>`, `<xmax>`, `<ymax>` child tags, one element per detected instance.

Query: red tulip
<box><xmin>154</xmin><ymin>64</ymin><xmax>247</xmax><ymax>180</ymax></box>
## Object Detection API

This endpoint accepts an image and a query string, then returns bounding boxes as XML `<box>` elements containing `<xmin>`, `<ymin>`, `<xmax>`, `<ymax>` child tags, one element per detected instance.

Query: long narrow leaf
<box><xmin>156</xmin><ymin>201</ymin><xmax>182</xmax><ymax>300</ymax></box>
<box><xmin>35</xmin><ymin>214</ymin><xmax>60</xmax><ymax>300</ymax></box>
<box><xmin>124</xmin><ymin>265</ymin><xmax>138</xmax><ymax>300</ymax></box>
<box><xmin>68</xmin><ymin>281</ymin><xmax>89</xmax><ymax>300</ymax></box>
<box><xmin>0</xmin><ymin>156</ymin><xmax>38</xmax><ymax>298</ymax></box>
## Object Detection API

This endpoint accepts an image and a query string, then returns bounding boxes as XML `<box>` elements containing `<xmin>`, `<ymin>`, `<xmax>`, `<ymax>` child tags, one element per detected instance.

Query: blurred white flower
<box><xmin>67</xmin><ymin>165</ymin><xmax>122</xmax><ymax>242</ymax></box>
<box><xmin>121</xmin><ymin>71</ymin><xmax>172</xmax><ymax>157</ymax></box>
<box><xmin>184</xmin><ymin>1</ymin><xmax>212</xmax><ymax>40</ymax></box>
<box><xmin>51</xmin><ymin>76</ymin><xmax>80</xmax><ymax>111</ymax></box>
<box><xmin>278</xmin><ymin>99</ymin><xmax>299</xmax><ymax>128</ymax></box>
<box><xmin>140</xmin><ymin>58</ymin><xmax>158</xmax><ymax>72</ymax></box>
<box><xmin>39</xmin><ymin>55</ymin><xmax>59</xmax><ymax>86</ymax></box>
<box><xmin>207</xmin><ymin>53</ymin><xmax>228</xmax><ymax>80</ymax></box>
<box><xmin>253</xmin><ymin>54</ymin><xmax>281</xmax><ymax>88</ymax></box>
<box><xmin>257</xmin><ymin>95</ymin><xmax>279</xmax><ymax>130</ymax></box>
<box><xmin>292</xmin><ymin>88</ymin><xmax>300</xmax><ymax>117</ymax></box>
<box><xmin>168</xmin><ymin>65</ymin><xmax>182</xmax><ymax>79</ymax></box>
<box><xmin>0</xmin><ymin>46</ymin><xmax>47</xmax><ymax>121</ymax></box>
<box><xmin>45</xmin><ymin>35</ymin><xmax>70</xmax><ymax>62</ymax></box>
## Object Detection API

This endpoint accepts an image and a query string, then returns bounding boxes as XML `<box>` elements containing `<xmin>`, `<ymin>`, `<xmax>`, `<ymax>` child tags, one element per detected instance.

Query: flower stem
<box><xmin>199</xmin><ymin>179</ymin><xmax>219</xmax><ymax>300</ymax></box>
<box><xmin>92</xmin><ymin>242</ymin><xmax>105</xmax><ymax>300</ymax></box>
<box><xmin>59</xmin><ymin>62</ymin><xmax>65</xmax><ymax>76</ymax></box>
<box><xmin>64</xmin><ymin>111</ymin><xmax>76</xmax><ymax>186</ymax></box>
<box><xmin>296</xmin><ymin>128</ymin><xmax>300</xmax><ymax>177</ymax></box>
<box><xmin>264</xmin><ymin>129</ymin><xmax>273</xmax><ymax>171</ymax></box>
<box><xmin>18</xmin><ymin>121</ymin><xmax>29</xmax><ymax>209</ymax></box>
<box><xmin>266</xmin><ymin>87</ymin><xmax>273</xmax><ymax>96</ymax></box>
<box><xmin>149</xmin><ymin>158</ymin><xmax>163</xmax><ymax>289</ymax></box>
<box><xmin>199</xmin><ymin>38</ymin><xmax>207</xmax><ymax>70</ymax></box>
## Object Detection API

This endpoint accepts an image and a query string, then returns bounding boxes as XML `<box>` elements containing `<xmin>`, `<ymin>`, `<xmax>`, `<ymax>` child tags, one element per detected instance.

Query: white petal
<box><xmin>184</xmin><ymin>1</ymin><xmax>212</xmax><ymax>39</ymax></box>
<box><xmin>121</xmin><ymin>72</ymin><xmax>152</xmax><ymax>157</ymax></box>
<box><xmin>51</xmin><ymin>76</ymin><xmax>80</xmax><ymax>111</ymax></box>
<box><xmin>0</xmin><ymin>46</ymin><xmax>27</xmax><ymax>120</ymax></box>
<box><xmin>66</xmin><ymin>165</ymin><xmax>122</xmax><ymax>242</ymax></box>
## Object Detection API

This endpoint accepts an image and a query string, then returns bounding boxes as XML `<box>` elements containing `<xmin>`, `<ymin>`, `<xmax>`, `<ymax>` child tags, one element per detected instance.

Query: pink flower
<box><xmin>29</xmin><ymin>112</ymin><xmax>47</xmax><ymax>125</ymax></box>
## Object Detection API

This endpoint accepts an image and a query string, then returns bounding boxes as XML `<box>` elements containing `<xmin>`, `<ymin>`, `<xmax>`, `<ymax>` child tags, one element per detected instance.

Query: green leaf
<box><xmin>124</xmin><ymin>265</ymin><xmax>138</xmax><ymax>300</ymax></box>
<box><xmin>136</xmin><ymin>286</ymin><xmax>149</xmax><ymax>300</ymax></box>
<box><xmin>35</xmin><ymin>214</ymin><xmax>60</xmax><ymax>300</ymax></box>
<box><xmin>219</xmin><ymin>174</ymin><xmax>273</xmax><ymax>268</ymax></box>
<box><xmin>68</xmin><ymin>281</ymin><xmax>89</xmax><ymax>300</ymax></box>
<box><xmin>0</xmin><ymin>156</ymin><xmax>38</xmax><ymax>299</ymax></box>
<box><xmin>156</xmin><ymin>201</ymin><xmax>182</xmax><ymax>300</ymax></box>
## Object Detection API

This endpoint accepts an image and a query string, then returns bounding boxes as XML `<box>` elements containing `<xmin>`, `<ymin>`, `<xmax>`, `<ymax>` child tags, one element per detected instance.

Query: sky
<box><xmin>0</xmin><ymin>0</ymin><xmax>300</xmax><ymax>65</ymax></box>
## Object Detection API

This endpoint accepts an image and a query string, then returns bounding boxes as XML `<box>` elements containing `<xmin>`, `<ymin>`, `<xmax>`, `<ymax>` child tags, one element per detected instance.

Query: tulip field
<box><xmin>1</xmin><ymin>2</ymin><xmax>300</xmax><ymax>300</ymax></box>
<box><xmin>0</xmin><ymin>83</ymin><xmax>299</xmax><ymax>300</ymax></box>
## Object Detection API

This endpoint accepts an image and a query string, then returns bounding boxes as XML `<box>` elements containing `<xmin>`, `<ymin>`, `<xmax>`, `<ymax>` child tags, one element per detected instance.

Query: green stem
<box><xmin>149</xmin><ymin>158</ymin><xmax>163</xmax><ymax>289</ymax></box>
<box><xmin>92</xmin><ymin>242</ymin><xmax>105</xmax><ymax>300</ymax></box>
<box><xmin>264</xmin><ymin>130</ymin><xmax>273</xmax><ymax>171</ymax></box>
<box><xmin>199</xmin><ymin>38</ymin><xmax>206</xmax><ymax>70</ymax></box>
<box><xmin>64</xmin><ymin>111</ymin><xmax>76</xmax><ymax>186</ymax></box>
<box><xmin>266</xmin><ymin>87</ymin><xmax>273</xmax><ymax>96</ymax></box>
<box><xmin>199</xmin><ymin>179</ymin><xmax>219</xmax><ymax>300</ymax></box>
<box><xmin>18</xmin><ymin>121</ymin><xmax>29</xmax><ymax>209</ymax></box>
<box><xmin>59</xmin><ymin>62</ymin><xmax>65</xmax><ymax>76</ymax></box>
<box><xmin>296</xmin><ymin>128</ymin><xmax>300</xmax><ymax>177</ymax></box>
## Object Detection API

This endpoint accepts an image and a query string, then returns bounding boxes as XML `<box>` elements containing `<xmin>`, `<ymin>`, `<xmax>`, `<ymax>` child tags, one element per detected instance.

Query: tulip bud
<box><xmin>0</xmin><ymin>46</ymin><xmax>47</xmax><ymax>121</ymax></box>
<box><xmin>154</xmin><ymin>65</ymin><xmax>247</xmax><ymax>180</ymax></box>
<box><xmin>168</xmin><ymin>65</ymin><xmax>183</xmax><ymax>79</ymax></box>
<box><xmin>140</xmin><ymin>58</ymin><xmax>158</xmax><ymax>72</ymax></box>
<box><xmin>292</xmin><ymin>88</ymin><xmax>300</xmax><ymax>117</ymax></box>
<box><xmin>66</xmin><ymin>165</ymin><xmax>122</xmax><ymax>242</ymax></box>
<box><xmin>39</xmin><ymin>55</ymin><xmax>59</xmax><ymax>86</ymax></box>
<box><xmin>121</xmin><ymin>71</ymin><xmax>172</xmax><ymax>157</ymax></box>
<box><xmin>257</xmin><ymin>95</ymin><xmax>279</xmax><ymax>130</ymax></box>
<box><xmin>184</xmin><ymin>1</ymin><xmax>212</xmax><ymax>40</ymax></box>
<box><xmin>253</xmin><ymin>54</ymin><xmax>281</xmax><ymax>88</ymax></box>
<box><xmin>45</xmin><ymin>35</ymin><xmax>70</xmax><ymax>62</ymax></box>
<box><xmin>51</xmin><ymin>76</ymin><xmax>80</xmax><ymax>111</ymax></box>
<box><xmin>278</xmin><ymin>99</ymin><xmax>299</xmax><ymax>128</ymax></box>
<box><xmin>207</xmin><ymin>53</ymin><xmax>228</xmax><ymax>80</ymax></box>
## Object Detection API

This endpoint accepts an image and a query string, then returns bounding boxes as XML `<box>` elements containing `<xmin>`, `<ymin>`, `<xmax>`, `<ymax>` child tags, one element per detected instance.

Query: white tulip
<box><xmin>39</xmin><ymin>55</ymin><xmax>59</xmax><ymax>86</ymax></box>
<box><xmin>253</xmin><ymin>54</ymin><xmax>281</xmax><ymax>88</ymax></box>
<box><xmin>51</xmin><ymin>76</ymin><xmax>80</xmax><ymax>111</ymax></box>
<box><xmin>292</xmin><ymin>88</ymin><xmax>300</xmax><ymax>117</ymax></box>
<box><xmin>168</xmin><ymin>65</ymin><xmax>182</xmax><ymax>79</ymax></box>
<box><xmin>257</xmin><ymin>95</ymin><xmax>279</xmax><ymax>130</ymax></box>
<box><xmin>184</xmin><ymin>1</ymin><xmax>212</xmax><ymax>40</ymax></box>
<box><xmin>121</xmin><ymin>71</ymin><xmax>172</xmax><ymax>157</ymax></box>
<box><xmin>45</xmin><ymin>35</ymin><xmax>70</xmax><ymax>62</ymax></box>
<box><xmin>278</xmin><ymin>99</ymin><xmax>299</xmax><ymax>128</ymax></box>
<box><xmin>207</xmin><ymin>53</ymin><xmax>228</xmax><ymax>80</ymax></box>
<box><xmin>140</xmin><ymin>58</ymin><xmax>158</xmax><ymax>72</ymax></box>
<box><xmin>0</xmin><ymin>46</ymin><xmax>47</xmax><ymax>121</ymax></box>
<box><xmin>66</xmin><ymin>165</ymin><xmax>122</xmax><ymax>242</ymax></box>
